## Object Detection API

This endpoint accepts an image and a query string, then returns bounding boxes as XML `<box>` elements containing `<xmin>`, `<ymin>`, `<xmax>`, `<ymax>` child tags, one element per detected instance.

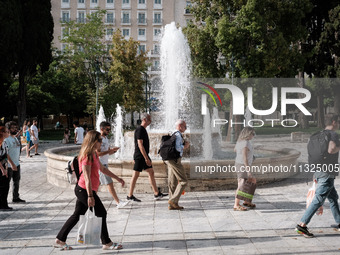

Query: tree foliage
<box><xmin>108</xmin><ymin>30</ymin><xmax>148</xmax><ymax>114</ymax></box>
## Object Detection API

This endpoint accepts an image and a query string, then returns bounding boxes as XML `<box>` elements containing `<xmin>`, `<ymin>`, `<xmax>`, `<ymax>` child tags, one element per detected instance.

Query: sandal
<box><xmin>243</xmin><ymin>202</ymin><xmax>256</xmax><ymax>208</ymax></box>
<box><xmin>102</xmin><ymin>242</ymin><xmax>123</xmax><ymax>250</ymax></box>
<box><xmin>54</xmin><ymin>241</ymin><xmax>73</xmax><ymax>251</ymax></box>
<box><xmin>233</xmin><ymin>205</ymin><xmax>248</xmax><ymax>211</ymax></box>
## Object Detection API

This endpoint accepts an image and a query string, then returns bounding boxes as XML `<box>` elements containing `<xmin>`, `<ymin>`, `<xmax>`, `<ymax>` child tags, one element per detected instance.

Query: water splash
<box><xmin>114</xmin><ymin>104</ymin><xmax>124</xmax><ymax>159</ymax></box>
<box><xmin>96</xmin><ymin>105</ymin><xmax>106</xmax><ymax>132</ymax></box>
<box><xmin>159</xmin><ymin>22</ymin><xmax>192</xmax><ymax>131</ymax></box>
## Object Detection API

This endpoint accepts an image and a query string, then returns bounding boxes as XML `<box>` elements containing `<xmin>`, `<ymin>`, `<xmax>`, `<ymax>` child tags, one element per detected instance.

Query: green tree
<box><xmin>108</xmin><ymin>30</ymin><xmax>148</xmax><ymax>123</ymax></box>
<box><xmin>0</xmin><ymin>0</ymin><xmax>53</xmax><ymax>125</ymax></box>
<box><xmin>61</xmin><ymin>10</ymin><xmax>110</xmax><ymax>117</ymax></box>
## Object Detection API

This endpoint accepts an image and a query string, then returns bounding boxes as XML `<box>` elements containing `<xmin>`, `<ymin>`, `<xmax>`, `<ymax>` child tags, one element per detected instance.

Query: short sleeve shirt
<box><xmin>235</xmin><ymin>140</ymin><xmax>254</xmax><ymax>165</ymax></box>
<box><xmin>0</xmin><ymin>143</ymin><xmax>8</xmax><ymax>168</ymax></box>
<box><xmin>30</xmin><ymin>125</ymin><xmax>39</xmax><ymax>139</ymax></box>
<box><xmin>75</xmin><ymin>127</ymin><xmax>85</xmax><ymax>144</ymax></box>
<box><xmin>134</xmin><ymin>126</ymin><xmax>149</xmax><ymax>159</ymax></box>
<box><xmin>99</xmin><ymin>136</ymin><xmax>109</xmax><ymax>165</ymax></box>
<box><xmin>78</xmin><ymin>153</ymin><xmax>101</xmax><ymax>192</ymax></box>
<box><xmin>4</xmin><ymin>137</ymin><xmax>20</xmax><ymax>166</ymax></box>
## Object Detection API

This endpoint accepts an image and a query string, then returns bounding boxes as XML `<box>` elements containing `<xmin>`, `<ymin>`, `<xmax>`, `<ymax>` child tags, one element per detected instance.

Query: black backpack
<box><xmin>66</xmin><ymin>156</ymin><xmax>82</xmax><ymax>184</ymax></box>
<box><xmin>158</xmin><ymin>131</ymin><xmax>181</xmax><ymax>160</ymax></box>
<box><xmin>307</xmin><ymin>130</ymin><xmax>331</xmax><ymax>165</ymax></box>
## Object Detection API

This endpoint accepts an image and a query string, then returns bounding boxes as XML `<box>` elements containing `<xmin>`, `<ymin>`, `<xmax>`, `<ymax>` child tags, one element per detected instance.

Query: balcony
<box><xmin>121</xmin><ymin>18</ymin><xmax>131</xmax><ymax>25</ymax></box>
<box><xmin>105</xmin><ymin>18</ymin><xmax>115</xmax><ymax>25</ymax></box>
<box><xmin>153</xmin><ymin>19</ymin><xmax>163</xmax><ymax>24</ymax></box>
<box><xmin>60</xmin><ymin>17</ymin><xmax>70</xmax><ymax>23</ymax></box>
<box><xmin>138</xmin><ymin>18</ymin><xmax>147</xmax><ymax>25</ymax></box>
<box><xmin>151</xmin><ymin>66</ymin><xmax>161</xmax><ymax>71</ymax></box>
<box><xmin>76</xmin><ymin>17</ymin><xmax>86</xmax><ymax>23</ymax></box>
<box><xmin>151</xmin><ymin>50</ymin><xmax>160</xmax><ymax>55</ymax></box>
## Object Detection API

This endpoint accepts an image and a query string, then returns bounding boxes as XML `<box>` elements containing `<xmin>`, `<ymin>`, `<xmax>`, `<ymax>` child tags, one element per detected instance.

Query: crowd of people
<box><xmin>1</xmin><ymin>114</ymin><xmax>339</xmax><ymax>251</ymax></box>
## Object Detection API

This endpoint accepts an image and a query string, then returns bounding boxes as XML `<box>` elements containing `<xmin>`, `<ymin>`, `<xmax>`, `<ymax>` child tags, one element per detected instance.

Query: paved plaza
<box><xmin>1</xmin><ymin>135</ymin><xmax>340</xmax><ymax>255</ymax></box>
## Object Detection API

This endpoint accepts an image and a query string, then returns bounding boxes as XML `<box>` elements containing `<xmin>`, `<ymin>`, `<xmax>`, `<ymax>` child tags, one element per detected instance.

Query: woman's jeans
<box><xmin>56</xmin><ymin>185</ymin><xmax>111</xmax><ymax>244</ymax></box>
<box><xmin>301</xmin><ymin>177</ymin><xmax>340</xmax><ymax>225</ymax></box>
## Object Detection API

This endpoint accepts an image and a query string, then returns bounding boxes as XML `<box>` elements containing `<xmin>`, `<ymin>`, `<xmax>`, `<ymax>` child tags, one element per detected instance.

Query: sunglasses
<box><xmin>105</xmin><ymin>128</ymin><xmax>111</xmax><ymax>132</ymax></box>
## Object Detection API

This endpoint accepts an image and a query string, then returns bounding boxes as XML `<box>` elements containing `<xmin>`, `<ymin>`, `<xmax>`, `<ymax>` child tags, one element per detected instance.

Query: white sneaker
<box><xmin>117</xmin><ymin>200</ymin><xmax>131</xmax><ymax>209</ymax></box>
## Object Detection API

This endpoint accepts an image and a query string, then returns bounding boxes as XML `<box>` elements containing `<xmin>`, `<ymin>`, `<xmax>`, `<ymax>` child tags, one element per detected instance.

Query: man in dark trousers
<box><xmin>296</xmin><ymin>115</ymin><xmax>340</xmax><ymax>237</ymax></box>
<box><xmin>127</xmin><ymin>113</ymin><xmax>167</xmax><ymax>202</ymax></box>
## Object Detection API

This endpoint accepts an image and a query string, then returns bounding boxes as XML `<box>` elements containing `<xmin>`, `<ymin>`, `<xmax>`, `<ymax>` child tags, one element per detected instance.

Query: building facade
<box><xmin>51</xmin><ymin>0</ymin><xmax>192</xmax><ymax>75</ymax></box>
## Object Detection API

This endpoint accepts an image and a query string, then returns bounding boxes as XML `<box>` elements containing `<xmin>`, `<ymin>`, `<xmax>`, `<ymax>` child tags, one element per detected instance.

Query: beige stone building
<box><xmin>51</xmin><ymin>0</ymin><xmax>193</xmax><ymax>78</ymax></box>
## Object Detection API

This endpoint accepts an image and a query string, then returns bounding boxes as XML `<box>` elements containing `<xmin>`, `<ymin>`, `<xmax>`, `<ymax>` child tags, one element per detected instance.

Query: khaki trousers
<box><xmin>165</xmin><ymin>158</ymin><xmax>188</xmax><ymax>204</ymax></box>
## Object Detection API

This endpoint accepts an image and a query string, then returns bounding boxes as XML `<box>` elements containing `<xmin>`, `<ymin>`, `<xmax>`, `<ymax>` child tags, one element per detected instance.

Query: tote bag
<box><xmin>306</xmin><ymin>181</ymin><xmax>323</xmax><ymax>216</ymax></box>
<box><xmin>236</xmin><ymin>178</ymin><xmax>256</xmax><ymax>203</ymax></box>
<box><xmin>77</xmin><ymin>207</ymin><xmax>102</xmax><ymax>245</ymax></box>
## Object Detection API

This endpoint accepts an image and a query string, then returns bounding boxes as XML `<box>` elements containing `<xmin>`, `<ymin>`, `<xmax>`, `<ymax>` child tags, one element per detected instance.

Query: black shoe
<box><xmin>154</xmin><ymin>192</ymin><xmax>168</xmax><ymax>200</ymax></box>
<box><xmin>295</xmin><ymin>224</ymin><xmax>314</xmax><ymax>238</ymax></box>
<box><xmin>336</xmin><ymin>224</ymin><xmax>340</xmax><ymax>232</ymax></box>
<box><xmin>13</xmin><ymin>198</ymin><xmax>26</xmax><ymax>203</ymax></box>
<box><xmin>127</xmin><ymin>195</ymin><xmax>141</xmax><ymax>202</ymax></box>
<box><xmin>0</xmin><ymin>206</ymin><xmax>13</xmax><ymax>211</ymax></box>
<box><xmin>35</xmin><ymin>153</ymin><xmax>40</xmax><ymax>155</ymax></box>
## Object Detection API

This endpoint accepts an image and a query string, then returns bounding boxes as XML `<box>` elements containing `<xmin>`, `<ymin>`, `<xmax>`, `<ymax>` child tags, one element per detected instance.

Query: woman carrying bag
<box><xmin>233</xmin><ymin>127</ymin><xmax>257</xmax><ymax>211</ymax></box>
<box><xmin>55</xmin><ymin>130</ymin><xmax>124</xmax><ymax>250</ymax></box>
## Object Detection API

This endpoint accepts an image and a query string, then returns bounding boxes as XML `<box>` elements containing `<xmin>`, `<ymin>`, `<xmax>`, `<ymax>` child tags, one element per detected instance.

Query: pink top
<box><xmin>78</xmin><ymin>153</ymin><xmax>101</xmax><ymax>192</ymax></box>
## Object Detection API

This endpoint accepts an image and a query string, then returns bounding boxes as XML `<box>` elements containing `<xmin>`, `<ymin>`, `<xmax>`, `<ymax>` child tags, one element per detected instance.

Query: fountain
<box><xmin>45</xmin><ymin>22</ymin><xmax>301</xmax><ymax>193</ymax></box>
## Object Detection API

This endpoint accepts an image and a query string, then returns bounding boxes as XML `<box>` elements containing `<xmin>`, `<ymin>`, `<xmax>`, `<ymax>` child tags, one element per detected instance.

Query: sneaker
<box><xmin>117</xmin><ymin>200</ymin><xmax>131</xmax><ymax>209</ymax></box>
<box><xmin>35</xmin><ymin>153</ymin><xmax>40</xmax><ymax>156</ymax></box>
<box><xmin>295</xmin><ymin>224</ymin><xmax>314</xmax><ymax>238</ymax></box>
<box><xmin>12</xmin><ymin>198</ymin><xmax>26</xmax><ymax>203</ymax></box>
<box><xmin>335</xmin><ymin>224</ymin><xmax>340</xmax><ymax>231</ymax></box>
<box><xmin>127</xmin><ymin>195</ymin><xmax>141</xmax><ymax>202</ymax></box>
<box><xmin>154</xmin><ymin>192</ymin><xmax>168</xmax><ymax>200</ymax></box>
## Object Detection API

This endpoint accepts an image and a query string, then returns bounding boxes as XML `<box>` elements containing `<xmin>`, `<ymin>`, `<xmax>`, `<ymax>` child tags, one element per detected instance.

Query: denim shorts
<box><xmin>99</xmin><ymin>164</ymin><xmax>113</xmax><ymax>185</ymax></box>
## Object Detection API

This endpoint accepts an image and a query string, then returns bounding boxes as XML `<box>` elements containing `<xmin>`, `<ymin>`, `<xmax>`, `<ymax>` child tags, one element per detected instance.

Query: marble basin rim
<box><xmin>45</xmin><ymin>145</ymin><xmax>301</xmax><ymax>193</ymax></box>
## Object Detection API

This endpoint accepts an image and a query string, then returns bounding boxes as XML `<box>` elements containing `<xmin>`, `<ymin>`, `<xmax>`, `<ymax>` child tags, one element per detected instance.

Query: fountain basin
<box><xmin>45</xmin><ymin>145</ymin><xmax>301</xmax><ymax>193</ymax></box>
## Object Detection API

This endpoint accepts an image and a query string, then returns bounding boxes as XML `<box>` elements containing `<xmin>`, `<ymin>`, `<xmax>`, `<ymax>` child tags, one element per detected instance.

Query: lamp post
<box><xmin>229</xmin><ymin>56</ymin><xmax>236</xmax><ymax>144</ymax></box>
<box><xmin>144</xmin><ymin>72</ymin><xmax>148</xmax><ymax>113</ymax></box>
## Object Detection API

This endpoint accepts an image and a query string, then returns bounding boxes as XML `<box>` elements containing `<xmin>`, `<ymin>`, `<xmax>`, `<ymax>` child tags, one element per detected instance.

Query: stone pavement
<box><xmin>1</xmin><ymin>136</ymin><xmax>340</xmax><ymax>255</ymax></box>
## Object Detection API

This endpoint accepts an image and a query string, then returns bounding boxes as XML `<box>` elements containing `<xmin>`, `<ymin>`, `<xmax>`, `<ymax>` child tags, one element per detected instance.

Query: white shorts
<box><xmin>32</xmin><ymin>138</ymin><xmax>39</xmax><ymax>145</ymax></box>
<box><xmin>99</xmin><ymin>164</ymin><xmax>113</xmax><ymax>185</ymax></box>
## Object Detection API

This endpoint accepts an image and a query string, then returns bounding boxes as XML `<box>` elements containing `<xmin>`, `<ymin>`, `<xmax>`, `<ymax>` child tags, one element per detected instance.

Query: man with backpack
<box><xmin>163</xmin><ymin>119</ymin><xmax>189</xmax><ymax>210</ymax></box>
<box><xmin>127</xmin><ymin>113</ymin><xmax>167</xmax><ymax>202</ymax></box>
<box><xmin>296</xmin><ymin>115</ymin><xmax>340</xmax><ymax>237</ymax></box>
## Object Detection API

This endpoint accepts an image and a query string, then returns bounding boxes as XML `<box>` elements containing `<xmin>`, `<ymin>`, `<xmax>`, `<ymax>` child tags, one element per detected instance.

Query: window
<box><xmin>106</xmin><ymin>0</ymin><xmax>114</xmax><ymax>8</ymax></box>
<box><xmin>106</xmin><ymin>12</ymin><xmax>114</xmax><ymax>23</ymax></box>
<box><xmin>154</xmin><ymin>13</ymin><xmax>161</xmax><ymax>23</ymax></box>
<box><xmin>139</xmin><ymin>0</ymin><xmax>145</xmax><ymax>3</ymax></box>
<box><xmin>61</xmin><ymin>11</ymin><xmax>70</xmax><ymax>22</ymax></box>
<box><xmin>78</xmin><ymin>0</ymin><xmax>85</xmax><ymax>3</ymax></box>
<box><xmin>138</xmin><ymin>29</ymin><xmax>146</xmax><ymax>36</ymax></box>
<box><xmin>77</xmin><ymin>11</ymin><xmax>86</xmax><ymax>23</ymax></box>
<box><xmin>155</xmin><ymin>0</ymin><xmax>161</xmax><ymax>4</ymax></box>
<box><xmin>91</xmin><ymin>0</ymin><xmax>97</xmax><ymax>3</ymax></box>
<box><xmin>138</xmin><ymin>45</ymin><xmax>146</xmax><ymax>54</ymax></box>
<box><xmin>122</xmin><ymin>29</ymin><xmax>130</xmax><ymax>37</ymax></box>
<box><xmin>61</xmin><ymin>27</ymin><xmax>69</xmax><ymax>39</ymax></box>
<box><xmin>122</xmin><ymin>12</ymin><xmax>130</xmax><ymax>23</ymax></box>
<box><xmin>62</xmin><ymin>0</ymin><xmax>69</xmax><ymax>3</ymax></box>
<box><xmin>138</xmin><ymin>13</ymin><xmax>146</xmax><ymax>24</ymax></box>
<box><xmin>107</xmin><ymin>0</ymin><xmax>113</xmax><ymax>3</ymax></box>
<box><xmin>106</xmin><ymin>28</ymin><xmax>114</xmax><ymax>40</ymax></box>
<box><xmin>154</xmin><ymin>28</ymin><xmax>161</xmax><ymax>36</ymax></box>
<box><xmin>123</xmin><ymin>0</ymin><xmax>129</xmax><ymax>3</ymax></box>
<box><xmin>153</xmin><ymin>44</ymin><xmax>159</xmax><ymax>54</ymax></box>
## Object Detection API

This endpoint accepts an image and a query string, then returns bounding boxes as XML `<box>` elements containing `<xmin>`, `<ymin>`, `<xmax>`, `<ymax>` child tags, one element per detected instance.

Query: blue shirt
<box><xmin>175</xmin><ymin>131</ymin><xmax>184</xmax><ymax>157</ymax></box>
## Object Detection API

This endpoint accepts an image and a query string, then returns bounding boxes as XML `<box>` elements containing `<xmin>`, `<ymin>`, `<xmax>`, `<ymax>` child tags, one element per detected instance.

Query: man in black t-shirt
<box><xmin>127</xmin><ymin>113</ymin><xmax>168</xmax><ymax>202</ymax></box>
<box><xmin>296</xmin><ymin>115</ymin><xmax>340</xmax><ymax>237</ymax></box>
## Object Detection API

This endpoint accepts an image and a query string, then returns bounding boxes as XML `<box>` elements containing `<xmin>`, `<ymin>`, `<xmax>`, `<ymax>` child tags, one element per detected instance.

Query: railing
<box><xmin>138</xmin><ymin>18</ymin><xmax>147</xmax><ymax>25</ymax></box>
<box><xmin>121</xmin><ymin>18</ymin><xmax>131</xmax><ymax>24</ymax></box>
<box><xmin>153</xmin><ymin>18</ymin><xmax>163</xmax><ymax>24</ymax></box>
